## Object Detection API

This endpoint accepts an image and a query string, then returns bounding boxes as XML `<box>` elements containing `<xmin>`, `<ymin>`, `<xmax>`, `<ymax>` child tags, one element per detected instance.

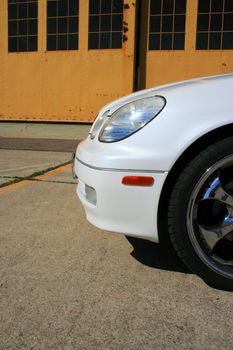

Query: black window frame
<box><xmin>47</xmin><ymin>0</ymin><xmax>79</xmax><ymax>51</ymax></box>
<box><xmin>8</xmin><ymin>0</ymin><xmax>38</xmax><ymax>53</ymax></box>
<box><xmin>88</xmin><ymin>0</ymin><xmax>124</xmax><ymax>50</ymax></box>
<box><xmin>196</xmin><ymin>0</ymin><xmax>233</xmax><ymax>50</ymax></box>
<box><xmin>149</xmin><ymin>0</ymin><xmax>187</xmax><ymax>51</ymax></box>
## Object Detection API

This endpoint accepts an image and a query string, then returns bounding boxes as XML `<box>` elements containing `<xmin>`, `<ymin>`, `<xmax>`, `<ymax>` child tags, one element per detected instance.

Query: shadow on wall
<box><xmin>126</xmin><ymin>234</ymin><xmax>191</xmax><ymax>274</ymax></box>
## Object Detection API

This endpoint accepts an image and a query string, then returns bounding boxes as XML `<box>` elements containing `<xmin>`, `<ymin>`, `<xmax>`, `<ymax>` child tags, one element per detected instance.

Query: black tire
<box><xmin>168</xmin><ymin>136</ymin><xmax>233</xmax><ymax>291</ymax></box>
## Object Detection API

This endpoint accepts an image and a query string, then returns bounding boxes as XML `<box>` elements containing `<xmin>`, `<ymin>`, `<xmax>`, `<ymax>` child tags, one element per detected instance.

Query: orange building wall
<box><xmin>0</xmin><ymin>0</ymin><xmax>233</xmax><ymax>122</ymax></box>
<box><xmin>0</xmin><ymin>0</ymin><xmax>136</xmax><ymax>122</ymax></box>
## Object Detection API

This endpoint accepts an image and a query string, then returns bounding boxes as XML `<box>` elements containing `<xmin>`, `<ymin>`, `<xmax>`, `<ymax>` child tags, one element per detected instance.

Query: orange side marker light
<box><xmin>122</xmin><ymin>176</ymin><xmax>154</xmax><ymax>187</ymax></box>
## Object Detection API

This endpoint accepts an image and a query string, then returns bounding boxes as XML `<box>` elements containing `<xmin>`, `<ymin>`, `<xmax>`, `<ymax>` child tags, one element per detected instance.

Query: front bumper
<box><xmin>74</xmin><ymin>156</ymin><xmax>168</xmax><ymax>242</ymax></box>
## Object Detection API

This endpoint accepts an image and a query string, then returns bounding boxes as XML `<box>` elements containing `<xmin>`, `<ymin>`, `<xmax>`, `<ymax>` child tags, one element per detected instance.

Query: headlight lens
<box><xmin>99</xmin><ymin>96</ymin><xmax>166</xmax><ymax>142</ymax></box>
<box><xmin>89</xmin><ymin>110</ymin><xmax>110</xmax><ymax>139</ymax></box>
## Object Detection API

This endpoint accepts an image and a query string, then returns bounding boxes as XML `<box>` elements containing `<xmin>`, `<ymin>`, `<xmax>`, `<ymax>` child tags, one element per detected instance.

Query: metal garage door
<box><xmin>0</xmin><ymin>0</ymin><xmax>136</xmax><ymax>122</ymax></box>
<box><xmin>1</xmin><ymin>0</ymin><xmax>233</xmax><ymax>122</ymax></box>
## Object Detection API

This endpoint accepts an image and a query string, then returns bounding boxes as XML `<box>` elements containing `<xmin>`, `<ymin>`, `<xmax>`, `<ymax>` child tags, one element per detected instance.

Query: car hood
<box><xmin>98</xmin><ymin>73</ymin><xmax>233</xmax><ymax>115</ymax></box>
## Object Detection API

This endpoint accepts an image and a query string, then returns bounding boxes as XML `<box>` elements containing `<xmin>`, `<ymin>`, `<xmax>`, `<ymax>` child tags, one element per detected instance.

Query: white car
<box><xmin>74</xmin><ymin>74</ymin><xmax>233</xmax><ymax>290</ymax></box>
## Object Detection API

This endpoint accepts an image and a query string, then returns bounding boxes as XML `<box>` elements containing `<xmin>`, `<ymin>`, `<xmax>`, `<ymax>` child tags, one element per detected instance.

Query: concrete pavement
<box><xmin>0</xmin><ymin>149</ymin><xmax>73</xmax><ymax>186</ymax></box>
<box><xmin>1</xmin><ymin>160</ymin><xmax>233</xmax><ymax>350</ymax></box>
<box><xmin>0</xmin><ymin>122</ymin><xmax>90</xmax><ymax>152</ymax></box>
<box><xmin>1</xmin><ymin>122</ymin><xmax>233</xmax><ymax>349</ymax></box>
<box><xmin>0</xmin><ymin>122</ymin><xmax>91</xmax><ymax>140</ymax></box>
<box><xmin>0</xmin><ymin>121</ymin><xmax>87</xmax><ymax>186</ymax></box>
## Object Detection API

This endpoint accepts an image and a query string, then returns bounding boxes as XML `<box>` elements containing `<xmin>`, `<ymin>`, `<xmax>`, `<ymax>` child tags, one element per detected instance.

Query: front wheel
<box><xmin>168</xmin><ymin>137</ymin><xmax>233</xmax><ymax>290</ymax></box>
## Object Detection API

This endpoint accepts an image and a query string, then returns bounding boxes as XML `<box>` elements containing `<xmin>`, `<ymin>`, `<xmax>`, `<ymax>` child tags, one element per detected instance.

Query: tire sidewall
<box><xmin>168</xmin><ymin>137</ymin><xmax>233</xmax><ymax>290</ymax></box>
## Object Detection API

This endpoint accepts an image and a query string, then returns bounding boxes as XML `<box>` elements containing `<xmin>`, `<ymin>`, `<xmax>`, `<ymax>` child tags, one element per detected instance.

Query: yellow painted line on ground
<box><xmin>35</xmin><ymin>163</ymin><xmax>71</xmax><ymax>181</ymax></box>
<box><xmin>0</xmin><ymin>163</ymin><xmax>72</xmax><ymax>194</ymax></box>
<box><xmin>0</xmin><ymin>179</ymin><xmax>34</xmax><ymax>194</ymax></box>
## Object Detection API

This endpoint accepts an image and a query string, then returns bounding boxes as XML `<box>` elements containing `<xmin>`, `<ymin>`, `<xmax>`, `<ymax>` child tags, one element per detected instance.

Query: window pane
<box><xmin>222</xmin><ymin>32</ymin><xmax>233</xmax><ymax>49</ymax></box>
<box><xmin>173</xmin><ymin>33</ymin><xmax>185</xmax><ymax>49</ymax></box>
<box><xmin>8</xmin><ymin>20</ymin><xmax>17</xmax><ymax>36</ymax></box>
<box><xmin>175</xmin><ymin>0</ymin><xmax>186</xmax><ymax>14</ymax></box>
<box><xmin>58</xmin><ymin>0</ymin><xmax>68</xmax><ymax>16</ymax></box>
<box><xmin>89</xmin><ymin>33</ymin><xmax>99</xmax><ymax>48</ymax></box>
<box><xmin>69</xmin><ymin>16</ymin><xmax>78</xmax><ymax>33</ymax></box>
<box><xmin>150</xmin><ymin>0</ymin><xmax>162</xmax><ymax>15</ymax></box>
<box><xmin>112</xmin><ymin>14</ymin><xmax>123</xmax><ymax>30</ymax></box>
<box><xmin>29</xmin><ymin>19</ymin><xmax>37</xmax><ymax>34</ymax></box>
<box><xmin>149</xmin><ymin>33</ymin><xmax>160</xmax><ymax>49</ymax></box>
<box><xmin>57</xmin><ymin>34</ymin><xmax>67</xmax><ymax>49</ymax></box>
<box><xmin>28</xmin><ymin>35</ymin><xmax>37</xmax><ymax>51</ymax></box>
<box><xmin>47</xmin><ymin>35</ymin><xmax>57</xmax><ymax>50</ymax></box>
<box><xmin>29</xmin><ymin>3</ymin><xmax>38</xmax><ymax>17</ymax></box>
<box><xmin>68</xmin><ymin>33</ymin><xmax>78</xmax><ymax>49</ymax></box>
<box><xmin>89</xmin><ymin>0</ymin><xmax>100</xmax><ymax>14</ymax></box>
<box><xmin>69</xmin><ymin>0</ymin><xmax>78</xmax><ymax>15</ymax></box>
<box><xmin>89</xmin><ymin>15</ymin><xmax>99</xmax><ymax>32</ymax></box>
<box><xmin>198</xmin><ymin>0</ymin><xmax>210</xmax><ymax>13</ymax></box>
<box><xmin>101</xmin><ymin>15</ymin><xmax>111</xmax><ymax>31</ymax></box>
<box><xmin>101</xmin><ymin>0</ymin><xmax>111</xmax><ymax>14</ymax></box>
<box><xmin>162</xmin><ymin>0</ymin><xmax>174</xmax><ymax>14</ymax></box>
<box><xmin>19</xmin><ymin>3</ymin><xmax>27</xmax><ymax>18</ymax></box>
<box><xmin>174</xmin><ymin>15</ymin><xmax>185</xmax><ymax>32</ymax></box>
<box><xmin>161</xmin><ymin>33</ymin><xmax>172</xmax><ymax>49</ymax></box>
<box><xmin>111</xmin><ymin>32</ymin><xmax>122</xmax><ymax>48</ymax></box>
<box><xmin>18</xmin><ymin>36</ymin><xmax>28</xmax><ymax>51</ymax></box>
<box><xmin>210</xmin><ymin>14</ymin><xmax>222</xmax><ymax>31</ymax></box>
<box><xmin>8</xmin><ymin>4</ymin><xmax>17</xmax><ymax>20</ymax></box>
<box><xmin>197</xmin><ymin>14</ymin><xmax>209</xmax><ymax>31</ymax></box>
<box><xmin>162</xmin><ymin>16</ymin><xmax>173</xmax><ymax>32</ymax></box>
<box><xmin>225</xmin><ymin>0</ymin><xmax>233</xmax><ymax>12</ymax></box>
<box><xmin>150</xmin><ymin>16</ymin><xmax>161</xmax><ymax>32</ymax></box>
<box><xmin>196</xmin><ymin>32</ymin><xmax>208</xmax><ymax>49</ymax></box>
<box><xmin>47</xmin><ymin>1</ymin><xmax>57</xmax><ymax>17</ymax></box>
<box><xmin>112</xmin><ymin>0</ymin><xmax>123</xmax><ymax>13</ymax></box>
<box><xmin>47</xmin><ymin>18</ymin><xmax>57</xmax><ymax>34</ymax></box>
<box><xmin>209</xmin><ymin>32</ymin><xmax>221</xmax><ymax>49</ymax></box>
<box><xmin>223</xmin><ymin>13</ymin><xmax>233</xmax><ymax>30</ymax></box>
<box><xmin>58</xmin><ymin>17</ymin><xmax>67</xmax><ymax>33</ymax></box>
<box><xmin>211</xmin><ymin>0</ymin><xmax>224</xmax><ymax>12</ymax></box>
<box><xmin>100</xmin><ymin>32</ymin><xmax>110</xmax><ymax>48</ymax></box>
<box><xmin>18</xmin><ymin>20</ymin><xmax>27</xmax><ymax>35</ymax></box>
<box><xmin>9</xmin><ymin>37</ymin><xmax>17</xmax><ymax>52</ymax></box>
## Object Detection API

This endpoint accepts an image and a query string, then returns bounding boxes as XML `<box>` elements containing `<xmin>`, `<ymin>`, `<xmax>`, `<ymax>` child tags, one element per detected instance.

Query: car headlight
<box><xmin>89</xmin><ymin>110</ymin><xmax>110</xmax><ymax>140</ymax></box>
<box><xmin>99</xmin><ymin>96</ymin><xmax>166</xmax><ymax>143</ymax></box>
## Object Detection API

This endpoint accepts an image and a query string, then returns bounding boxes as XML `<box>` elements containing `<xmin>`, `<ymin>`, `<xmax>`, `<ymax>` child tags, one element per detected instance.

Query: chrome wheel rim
<box><xmin>186</xmin><ymin>154</ymin><xmax>233</xmax><ymax>279</ymax></box>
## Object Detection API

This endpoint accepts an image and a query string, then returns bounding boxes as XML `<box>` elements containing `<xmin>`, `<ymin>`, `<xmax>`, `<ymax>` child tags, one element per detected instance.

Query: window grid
<box><xmin>88</xmin><ymin>0</ymin><xmax>124</xmax><ymax>49</ymax></box>
<box><xmin>47</xmin><ymin>0</ymin><xmax>79</xmax><ymax>51</ymax></box>
<box><xmin>196</xmin><ymin>0</ymin><xmax>233</xmax><ymax>50</ymax></box>
<box><xmin>8</xmin><ymin>0</ymin><xmax>38</xmax><ymax>52</ymax></box>
<box><xmin>149</xmin><ymin>0</ymin><xmax>187</xmax><ymax>50</ymax></box>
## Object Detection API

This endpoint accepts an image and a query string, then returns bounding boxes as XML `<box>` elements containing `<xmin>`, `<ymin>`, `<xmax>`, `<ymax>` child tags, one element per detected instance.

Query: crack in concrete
<box><xmin>0</xmin><ymin>161</ymin><xmax>72</xmax><ymax>188</ymax></box>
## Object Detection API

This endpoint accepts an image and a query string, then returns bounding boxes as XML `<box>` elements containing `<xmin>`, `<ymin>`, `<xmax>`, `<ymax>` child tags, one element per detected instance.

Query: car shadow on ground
<box><xmin>126</xmin><ymin>234</ymin><xmax>191</xmax><ymax>274</ymax></box>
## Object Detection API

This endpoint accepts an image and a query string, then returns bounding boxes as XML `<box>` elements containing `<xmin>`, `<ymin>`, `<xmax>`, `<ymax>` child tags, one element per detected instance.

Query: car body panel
<box><xmin>75</xmin><ymin>159</ymin><xmax>168</xmax><ymax>242</ymax></box>
<box><xmin>74</xmin><ymin>74</ymin><xmax>233</xmax><ymax>241</ymax></box>
<box><xmin>77</xmin><ymin>74</ymin><xmax>233</xmax><ymax>173</ymax></box>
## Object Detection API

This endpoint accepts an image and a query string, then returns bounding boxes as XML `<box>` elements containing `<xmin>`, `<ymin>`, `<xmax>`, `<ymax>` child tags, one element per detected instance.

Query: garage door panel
<box><xmin>0</xmin><ymin>0</ymin><xmax>135</xmax><ymax>122</ymax></box>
